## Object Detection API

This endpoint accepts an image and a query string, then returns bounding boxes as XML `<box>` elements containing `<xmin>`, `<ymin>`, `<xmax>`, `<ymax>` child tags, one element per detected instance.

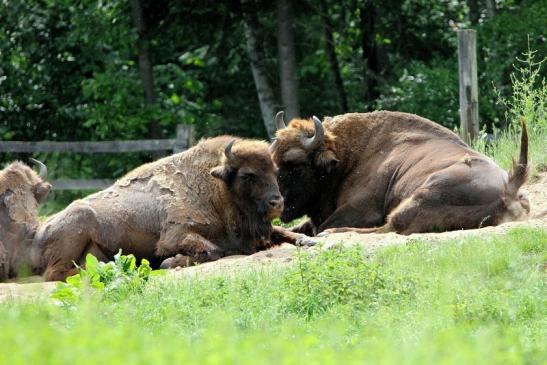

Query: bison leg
<box><xmin>323</xmin><ymin>188</ymin><xmax>500</xmax><ymax>236</ymax></box>
<box><xmin>270</xmin><ymin>226</ymin><xmax>319</xmax><ymax>246</ymax></box>
<box><xmin>34</xmin><ymin>204</ymin><xmax>102</xmax><ymax>281</ymax></box>
<box><xmin>289</xmin><ymin>219</ymin><xmax>316</xmax><ymax>236</ymax></box>
<box><xmin>320</xmin><ymin>224</ymin><xmax>394</xmax><ymax>235</ymax></box>
<box><xmin>317</xmin><ymin>200</ymin><xmax>384</xmax><ymax>233</ymax></box>
<box><xmin>156</xmin><ymin>229</ymin><xmax>224</xmax><ymax>267</ymax></box>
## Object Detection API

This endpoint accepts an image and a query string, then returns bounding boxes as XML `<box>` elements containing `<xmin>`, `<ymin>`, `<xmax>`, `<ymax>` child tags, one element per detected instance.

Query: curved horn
<box><xmin>275</xmin><ymin>111</ymin><xmax>286</xmax><ymax>130</ymax></box>
<box><xmin>29</xmin><ymin>158</ymin><xmax>48</xmax><ymax>180</ymax></box>
<box><xmin>224</xmin><ymin>139</ymin><xmax>239</xmax><ymax>165</ymax></box>
<box><xmin>302</xmin><ymin>116</ymin><xmax>325</xmax><ymax>150</ymax></box>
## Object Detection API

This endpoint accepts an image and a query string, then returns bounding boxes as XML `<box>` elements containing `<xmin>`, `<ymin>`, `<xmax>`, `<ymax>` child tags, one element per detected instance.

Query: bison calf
<box><xmin>32</xmin><ymin>136</ymin><xmax>304</xmax><ymax>281</ymax></box>
<box><xmin>271</xmin><ymin>111</ymin><xmax>530</xmax><ymax>236</ymax></box>
<box><xmin>0</xmin><ymin>159</ymin><xmax>51</xmax><ymax>281</ymax></box>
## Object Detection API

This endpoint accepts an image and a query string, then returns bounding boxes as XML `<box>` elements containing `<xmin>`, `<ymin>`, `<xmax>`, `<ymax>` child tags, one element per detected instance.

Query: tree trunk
<box><xmin>360</xmin><ymin>0</ymin><xmax>379</xmax><ymax>106</ymax></box>
<box><xmin>130</xmin><ymin>0</ymin><xmax>160</xmax><ymax>139</ymax></box>
<box><xmin>242</xmin><ymin>1</ymin><xmax>277</xmax><ymax>138</ymax></box>
<box><xmin>277</xmin><ymin>0</ymin><xmax>300</xmax><ymax>122</ymax></box>
<box><xmin>485</xmin><ymin>0</ymin><xmax>496</xmax><ymax>19</ymax></box>
<box><xmin>467</xmin><ymin>0</ymin><xmax>480</xmax><ymax>25</ymax></box>
<box><xmin>319</xmin><ymin>0</ymin><xmax>348</xmax><ymax>113</ymax></box>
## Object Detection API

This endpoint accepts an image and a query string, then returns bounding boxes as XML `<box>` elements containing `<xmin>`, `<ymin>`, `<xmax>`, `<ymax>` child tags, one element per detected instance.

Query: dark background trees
<box><xmin>1</xmin><ymin>0</ymin><xmax>545</xmax><ymax>206</ymax></box>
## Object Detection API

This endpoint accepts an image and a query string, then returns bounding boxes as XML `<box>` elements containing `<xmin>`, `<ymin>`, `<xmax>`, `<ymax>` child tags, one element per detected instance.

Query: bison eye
<box><xmin>239</xmin><ymin>172</ymin><xmax>256</xmax><ymax>181</ymax></box>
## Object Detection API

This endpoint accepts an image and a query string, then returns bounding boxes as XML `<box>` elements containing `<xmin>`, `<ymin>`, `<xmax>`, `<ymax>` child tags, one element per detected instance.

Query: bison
<box><xmin>31</xmin><ymin>136</ymin><xmax>304</xmax><ymax>281</ymax></box>
<box><xmin>271</xmin><ymin>111</ymin><xmax>530</xmax><ymax>236</ymax></box>
<box><xmin>0</xmin><ymin>159</ymin><xmax>51</xmax><ymax>281</ymax></box>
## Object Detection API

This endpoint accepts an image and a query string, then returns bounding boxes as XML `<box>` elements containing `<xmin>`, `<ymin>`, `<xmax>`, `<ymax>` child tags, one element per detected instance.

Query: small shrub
<box><xmin>51</xmin><ymin>251</ymin><xmax>164</xmax><ymax>305</ymax></box>
<box><xmin>280</xmin><ymin>245</ymin><xmax>415</xmax><ymax>318</ymax></box>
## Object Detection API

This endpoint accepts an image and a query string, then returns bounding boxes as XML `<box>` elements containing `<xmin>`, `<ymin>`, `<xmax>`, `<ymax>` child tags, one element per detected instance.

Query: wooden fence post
<box><xmin>173</xmin><ymin>124</ymin><xmax>195</xmax><ymax>153</ymax></box>
<box><xmin>457</xmin><ymin>29</ymin><xmax>480</xmax><ymax>143</ymax></box>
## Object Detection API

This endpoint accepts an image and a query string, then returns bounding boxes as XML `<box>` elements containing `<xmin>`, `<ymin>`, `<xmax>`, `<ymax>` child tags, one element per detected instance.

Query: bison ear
<box><xmin>315</xmin><ymin>150</ymin><xmax>339</xmax><ymax>174</ymax></box>
<box><xmin>210</xmin><ymin>166</ymin><xmax>233</xmax><ymax>183</ymax></box>
<box><xmin>33</xmin><ymin>182</ymin><xmax>52</xmax><ymax>203</ymax></box>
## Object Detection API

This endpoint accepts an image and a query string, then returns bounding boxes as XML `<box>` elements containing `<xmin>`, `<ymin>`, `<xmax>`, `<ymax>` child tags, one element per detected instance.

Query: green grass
<box><xmin>1</xmin><ymin>227</ymin><xmax>545</xmax><ymax>364</ymax></box>
<box><xmin>472</xmin><ymin>47</ymin><xmax>547</xmax><ymax>177</ymax></box>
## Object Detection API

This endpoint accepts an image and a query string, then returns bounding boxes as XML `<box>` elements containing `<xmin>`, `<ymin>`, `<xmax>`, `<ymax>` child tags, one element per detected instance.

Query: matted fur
<box><xmin>32</xmin><ymin>136</ymin><xmax>301</xmax><ymax>281</ymax></box>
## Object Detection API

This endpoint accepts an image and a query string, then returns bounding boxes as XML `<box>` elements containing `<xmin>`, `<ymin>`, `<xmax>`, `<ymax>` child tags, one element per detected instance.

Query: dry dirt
<box><xmin>2</xmin><ymin>172</ymin><xmax>546</xmax><ymax>302</ymax></box>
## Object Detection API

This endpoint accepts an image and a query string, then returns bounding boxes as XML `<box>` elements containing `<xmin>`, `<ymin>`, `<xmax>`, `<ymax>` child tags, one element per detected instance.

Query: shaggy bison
<box><xmin>0</xmin><ymin>159</ymin><xmax>51</xmax><ymax>281</ymax></box>
<box><xmin>271</xmin><ymin>111</ymin><xmax>530</xmax><ymax>236</ymax></box>
<box><xmin>32</xmin><ymin>136</ymin><xmax>304</xmax><ymax>281</ymax></box>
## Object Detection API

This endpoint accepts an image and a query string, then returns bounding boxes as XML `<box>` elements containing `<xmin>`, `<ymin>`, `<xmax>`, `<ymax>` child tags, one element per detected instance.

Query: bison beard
<box><xmin>271</xmin><ymin>111</ymin><xmax>531</xmax><ymax>236</ymax></box>
<box><xmin>31</xmin><ymin>136</ymin><xmax>303</xmax><ymax>281</ymax></box>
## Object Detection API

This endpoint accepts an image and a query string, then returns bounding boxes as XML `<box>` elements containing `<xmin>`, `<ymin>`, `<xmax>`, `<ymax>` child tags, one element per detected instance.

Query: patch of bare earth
<box><xmin>2</xmin><ymin>173</ymin><xmax>546</xmax><ymax>301</ymax></box>
<box><xmin>173</xmin><ymin>171</ymin><xmax>547</xmax><ymax>278</ymax></box>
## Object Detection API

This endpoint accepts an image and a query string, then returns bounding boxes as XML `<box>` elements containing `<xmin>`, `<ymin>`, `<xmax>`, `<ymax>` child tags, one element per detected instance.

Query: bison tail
<box><xmin>507</xmin><ymin>118</ymin><xmax>528</xmax><ymax>195</ymax></box>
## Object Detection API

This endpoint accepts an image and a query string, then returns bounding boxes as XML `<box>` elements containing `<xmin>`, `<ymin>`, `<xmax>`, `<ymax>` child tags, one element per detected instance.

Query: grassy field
<box><xmin>1</xmin><ymin>227</ymin><xmax>545</xmax><ymax>364</ymax></box>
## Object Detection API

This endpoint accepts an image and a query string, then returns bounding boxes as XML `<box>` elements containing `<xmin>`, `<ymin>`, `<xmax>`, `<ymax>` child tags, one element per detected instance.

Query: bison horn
<box><xmin>29</xmin><ymin>158</ymin><xmax>48</xmax><ymax>180</ymax></box>
<box><xmin>275</xmin><ymin>111</ymin><xmax>286</xmax><ymax>130</ymax></box>
<box><xmin>302</xmin><ymin>116</ymin><xmax>325</xmax><ymax>150</ymax></box>
<box><xmin>224</xmin><ymin>139</ymin><xmax>239</xmax><ymax>165</ymax></box>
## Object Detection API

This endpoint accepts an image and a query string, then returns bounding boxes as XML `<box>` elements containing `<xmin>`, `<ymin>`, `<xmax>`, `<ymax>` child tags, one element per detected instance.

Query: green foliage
<box><xmin>472</xmin><ymin>46</ymin><xmax>547</xmax><ymax>173</ymax></box>
<box><xmin>51</xmin><ymin>251</ymin><xmax>163</xmax><ymax>305</ymax></box>
<box><xmin>1</xmin><ymin>228</ymin><xmax>546</xmax><ymax>364</ymax></box>
<box><xmin>281</xmin><ymin>245</ymin><xmax>415</xmax><ymax>318</ymax></box>
<box><xmin>377</xmin><ymin>58</ymin><xmax>460</xmax><ymax>128</ymax></box>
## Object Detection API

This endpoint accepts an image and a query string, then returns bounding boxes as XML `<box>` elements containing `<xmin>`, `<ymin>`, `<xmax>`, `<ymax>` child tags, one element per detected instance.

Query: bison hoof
<box><xmin>197</xmin><ymin>249</ymin><xmax>223</xmax><ymax>262</ymax></box>
<box><xmin>316</xmin><ymin>230</ymin><xmax>333</xmax><ymax>237</ymax></box>
<box><xmin>159</xmin><ymin>254</ymin><xmax>194</xmax><ymax>269</ymax></box>
<box><xmin>296</xmin><ymin>235</ymin><xmax>320</xmax><ymax>247</ymax></box>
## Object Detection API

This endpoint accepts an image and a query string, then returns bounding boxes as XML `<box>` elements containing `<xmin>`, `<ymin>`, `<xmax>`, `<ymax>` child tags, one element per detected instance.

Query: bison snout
<box><xmin>268</xmin><ymin>196</ymin><xmax>284</xmax><ymax>210</ymax></box>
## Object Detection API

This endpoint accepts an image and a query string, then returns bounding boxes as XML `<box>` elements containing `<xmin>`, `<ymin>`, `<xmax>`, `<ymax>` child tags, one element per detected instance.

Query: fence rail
<box><xmin>0</xmin><ymin>139</ymin><xmax>178</xmax><ymax>153</ymax></box>
<box><xmin>0</xmin><ymin>124</ymin><xmax>194</xmax><ymax>191</ymax></box>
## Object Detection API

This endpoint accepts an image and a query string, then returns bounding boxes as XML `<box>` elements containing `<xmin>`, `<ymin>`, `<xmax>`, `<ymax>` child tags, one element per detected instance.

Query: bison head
<box><xmin>270</xmin><ymin>112</ymin><xmax>339</xmax><ymax>223</ymax></box>
<box><xmin>211</xmin><ymin>139</ymin><xmax>283</xmax><ymax>222</ymax></box>
<box><xmin>0</xmin><ymin>159</ymin><xmax>51</xmax><ymax>280</ymax></box>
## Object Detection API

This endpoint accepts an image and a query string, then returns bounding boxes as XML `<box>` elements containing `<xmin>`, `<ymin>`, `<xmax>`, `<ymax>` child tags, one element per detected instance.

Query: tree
<box><xmin>130</xmin><ymin>0</ymin><xmax>160</xmax><ymax>139</ymax></box>
<box><xmin>318</xmin><ymin>0</ymin><xmax>348</xmax><ymax>113</ymax></box>
<box><xmin>360</xmin><ymin>0</ymin><xmax>380</xmax><ymax>106</ymax></box>
<box><xmin>277</xmin><ymin>0</ymin><xmax>300</xmax><ymax>121</ymax></box>
<box><xmin>467</xmin><ymin>0</ymin><xmax>480</xmax><ymax>25</ymax></box>
<box><xmin>241</xmin><ymin>0</ymin><xmax>277</xmax><ymax>137</ymax></box>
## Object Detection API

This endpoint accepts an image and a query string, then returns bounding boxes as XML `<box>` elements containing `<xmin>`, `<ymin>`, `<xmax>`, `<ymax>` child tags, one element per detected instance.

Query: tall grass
<box><xmin>472</xmin><ymin>46</ymin><xmax>547</xmax><ymax>176</ymax></box>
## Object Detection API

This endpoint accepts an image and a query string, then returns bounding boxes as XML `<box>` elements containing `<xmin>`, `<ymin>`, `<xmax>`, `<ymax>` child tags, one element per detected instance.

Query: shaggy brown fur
<box><xmin>32</xmin><ymin>136</ymin><xmax>304</xmax><ymax>281</ymax></box>
<box><xmin>0</xmin><ymin>161</ymin><xmax>51</xmax><ymax>281</ymax></box>
<box><xmin>271</xmin><ymin>111</ymin><xmax>530</xmax><ymax>236</ymax></box>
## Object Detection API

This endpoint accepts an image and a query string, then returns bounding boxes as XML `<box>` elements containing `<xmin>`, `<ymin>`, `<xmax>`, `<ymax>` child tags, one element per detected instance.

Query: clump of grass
<box><xmin>473</xmin><ymin>45</ymin><xmax>547</xmax><ymax>175</ymax></box>
<box><xmin>281</xmin><ymin>245</ymin><xmax>415</xmax><ymax>318</ymax></box>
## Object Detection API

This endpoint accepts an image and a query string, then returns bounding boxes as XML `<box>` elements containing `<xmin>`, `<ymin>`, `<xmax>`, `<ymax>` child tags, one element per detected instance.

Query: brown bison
<box><xmin>271</xmin><ymin>111</ymin><xmax>530</xmax><ymax>236</ymax></box>
<box><xmin>0</xmin><ymin>159</ymin><xmax>51</xmax><ymax>281</ymax></box>
<box><xmin>31</xmin><ymin>136</ymin><xmax>304</xmax><ymax>281</ymax></box>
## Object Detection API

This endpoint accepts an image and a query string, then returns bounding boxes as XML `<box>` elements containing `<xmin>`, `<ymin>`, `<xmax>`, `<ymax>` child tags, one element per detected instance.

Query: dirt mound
<box><xmin>2</xmin><ymin>172</ymin><xmax>546</xmax><ymax>301</ymax></box>
<box><xmin>174</xmin><ymin>171</ymin><xmax>547</xmax><ymax>277</ymax></box>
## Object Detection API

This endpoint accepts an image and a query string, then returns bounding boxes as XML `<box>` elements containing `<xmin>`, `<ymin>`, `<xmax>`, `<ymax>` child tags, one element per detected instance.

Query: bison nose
<box><xmin>269</xmin><ymin>196</ymin><xmax>284</xmax><ymax>209</ymax></box>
